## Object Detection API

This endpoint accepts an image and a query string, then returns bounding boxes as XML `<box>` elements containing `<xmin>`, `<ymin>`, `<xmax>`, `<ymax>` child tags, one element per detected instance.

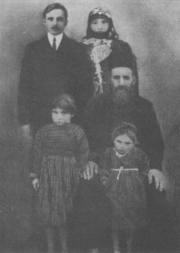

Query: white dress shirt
<box><xmin>47</xmin><ymin>32</ymin><xmax>63</xmax><ymax>50</ymax></box>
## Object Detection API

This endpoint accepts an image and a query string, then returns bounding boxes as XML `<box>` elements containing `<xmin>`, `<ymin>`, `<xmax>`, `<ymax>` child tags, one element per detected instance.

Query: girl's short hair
<box><xmin>111</xmin><ymin>122</ymin><xmax>138</xmax><ymax>144</ymax></box>
<box><xmin>52</xmin><ymin>94</ymin><xmax>76</xmax><ymax>114</ymax></box>
<box><xmin>42</xmin><ymin>3</ymin><xmax>68</xmax><ymax>20</ymax></box>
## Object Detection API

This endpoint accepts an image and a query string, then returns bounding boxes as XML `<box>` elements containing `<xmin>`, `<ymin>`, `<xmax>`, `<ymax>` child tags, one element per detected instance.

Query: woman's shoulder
<box><xmin>112</xmin><ymin>38</ymin><xmax>131</xmax><ymax>46</ymax></box>
<box><xmin>111</xmin><ymin>39</ymin><xmax>133</xmax><ymax>53</ymax></box>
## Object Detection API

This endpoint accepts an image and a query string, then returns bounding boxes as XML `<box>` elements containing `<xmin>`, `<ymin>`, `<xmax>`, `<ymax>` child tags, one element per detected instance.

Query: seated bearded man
<box><xmin>72</xmin><ymin>48</ymin><xmax>167</xmax><ymax>252</ymax></box>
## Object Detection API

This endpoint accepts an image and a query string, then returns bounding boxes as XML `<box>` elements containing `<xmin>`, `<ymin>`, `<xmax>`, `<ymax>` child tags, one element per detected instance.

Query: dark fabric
<box><xmin>31</xmin><ymin>123</ymin><xmax>89</xmax><ymax>177</ymax></box>
<box><xmin>76</xmin><ymin>94</ymin><xmax>166</xmax><ymax>250</ymax></box>
<box><xmin>110</xmin><ymin>39</ymin><xmax>138</xmax><ymax>94</ymax></box>
<box><xmin>83</xmin><ymin>95</ymin><xmax>164</xmax><ymax>170</ymax></box>
<box><xmin>163</xmin><ymin>124</ymin><xmax>180</xmax><ymax>249</ymax></box>
<box><xmin>100</xmin><ymin>147</ymin><xmax>149</xmax><ymax>230</ymax></box>
<box><xmin>69</xmin><ymin>178</ymin><xmax>112</xmax><ymax>250</ymax></box>
<box><xmin>31</xmin><ymin>123</ymin><xmax>89</xmax><ymax>227</ymax></box>
<box><xmin>18</xmin><ymin>34</ymin><xmax>93</xmax><ymax>132</ymax></box>
<box><xmin>83</xmin><ymin>38</ymin><xmax>138</xmax><ymax>97</ymax></box>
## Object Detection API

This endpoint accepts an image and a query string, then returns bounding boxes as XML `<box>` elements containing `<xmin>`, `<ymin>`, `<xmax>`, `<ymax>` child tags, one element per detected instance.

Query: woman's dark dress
<box><xmin>83</xmin><ymin>38</ymin><xmax>137</xmax><ymax>97</ymax></box>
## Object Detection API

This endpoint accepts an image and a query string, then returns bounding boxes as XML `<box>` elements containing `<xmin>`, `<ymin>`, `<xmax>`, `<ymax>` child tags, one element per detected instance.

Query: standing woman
<box><xmin>83</xmin><ymin>7</ymin><xmax>138</xmax><ymax>97</ymax></box>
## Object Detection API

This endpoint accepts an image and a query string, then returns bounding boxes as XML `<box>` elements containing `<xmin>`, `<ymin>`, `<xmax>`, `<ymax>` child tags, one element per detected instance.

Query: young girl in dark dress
<box><xmin>30</xmin><ymin>94</ymin><xmax>89</xmax><ymax>253</ymax></box>
<box><xmin>83</xmin><ymin>7</ymin><xmax>137</xmax><ymax>97</ymax></box>
<box><xmin>100</xmin><ymin>122</ymin><xmax>150</xmax><ymax>253</ymax></box>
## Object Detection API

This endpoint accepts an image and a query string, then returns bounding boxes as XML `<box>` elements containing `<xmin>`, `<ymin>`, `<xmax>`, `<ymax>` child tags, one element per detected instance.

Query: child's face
<box><xmin>113</xmin><ymin>134</ymin><xmax>134</xmax><ymax>156</ymax></box>
<box><xmin>90</xmin><ymin>17</ymin><xmax>110</xmax><ymax>33</ymax></box>
<box><xmin>51</xmin><ymin>108</ymin><xmax>72</xmax><ymax>125</ymax></box>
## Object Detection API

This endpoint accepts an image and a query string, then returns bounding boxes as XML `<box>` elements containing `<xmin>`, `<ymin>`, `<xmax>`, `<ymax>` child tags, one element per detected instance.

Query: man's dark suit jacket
<box><xmin>18</xmin><ymin>34</ymin><xmax>93</xmax><ymax>132</ymax></box>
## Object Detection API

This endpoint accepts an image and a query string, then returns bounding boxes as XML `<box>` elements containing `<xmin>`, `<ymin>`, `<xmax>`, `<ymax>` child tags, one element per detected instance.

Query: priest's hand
<box><xmin>148</xmin><ymin>169</ymin><xmax>168</xmax><ymax>191</ymax></box>
<box><xmin>32</xmin><ymin>178</ymin><xmax>39</xmax><ymax>191</ymax></box>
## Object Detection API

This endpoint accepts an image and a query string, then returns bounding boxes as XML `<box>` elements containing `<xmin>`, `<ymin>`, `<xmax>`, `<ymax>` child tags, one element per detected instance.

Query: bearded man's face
<box><xmin>110</xmin><ymin>67</ymin><xmax>136</xmax><ymax>105</ymax></box>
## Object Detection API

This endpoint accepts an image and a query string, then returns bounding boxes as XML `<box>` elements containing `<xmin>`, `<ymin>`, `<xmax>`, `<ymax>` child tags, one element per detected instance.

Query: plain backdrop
<box><xmin>1</xmin><ymin>0</ymin><xmax>180</xmax><ymax>139</ymax></box>
<box><xmin>0</xmin><ymin>0</ymin><xmax>180</xmax><ymax>248</ymax></box>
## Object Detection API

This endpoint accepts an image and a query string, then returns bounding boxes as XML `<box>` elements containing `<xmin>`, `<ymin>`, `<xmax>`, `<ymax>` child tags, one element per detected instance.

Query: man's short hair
<box><xmin>42</xmin><ymin>3</ymin><xmax>68</xmax><ymax>20</ymax></box>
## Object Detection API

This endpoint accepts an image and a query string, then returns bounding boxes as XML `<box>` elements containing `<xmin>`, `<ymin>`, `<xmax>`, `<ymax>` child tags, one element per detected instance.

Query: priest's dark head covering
<box><xmin>108</xmin><ymin>48</ymin><xmax>139</xmax><ymax>95</ymax></box>
<box><xmin>108</xmin><ymin>47</ymin><xmax>135</xmax><ymax>70</ymax></box>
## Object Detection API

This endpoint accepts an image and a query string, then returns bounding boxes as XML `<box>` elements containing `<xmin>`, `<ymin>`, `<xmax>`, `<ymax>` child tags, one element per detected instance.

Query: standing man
<box><xmin>18</xmin><ymin>3</ymin><xmax>93</xmax><ymax>136</ymax></box>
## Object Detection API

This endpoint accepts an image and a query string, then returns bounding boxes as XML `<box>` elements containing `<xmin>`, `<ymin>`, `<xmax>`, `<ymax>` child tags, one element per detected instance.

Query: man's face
<box><xmin>110</xmin><ymin>67</ymin><xmax>135</xmax><ymax>105</ymax></box>
<box><xmin>111</xmin><ymin>67</ymin><xmax>134</xmax><ymax>88</ymax></box>
<box><xmin>44</xmin><ymin>9</ymin><xmax>67</xmax><ymax>35</ymax></box>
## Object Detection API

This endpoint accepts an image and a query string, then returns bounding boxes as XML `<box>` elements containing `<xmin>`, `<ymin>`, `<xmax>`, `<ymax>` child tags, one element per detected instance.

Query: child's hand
<box><xmin>32</xmin><ymin>178</ymin><xmax>39</xmax><ymax>191</ymax></box>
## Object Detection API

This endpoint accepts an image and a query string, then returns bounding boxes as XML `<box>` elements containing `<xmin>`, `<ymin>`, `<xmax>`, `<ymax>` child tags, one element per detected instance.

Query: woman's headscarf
<box><xmin>85</xmin><ymin>7</ymin><xmax>119</xmax><ymax>40</ymax></box>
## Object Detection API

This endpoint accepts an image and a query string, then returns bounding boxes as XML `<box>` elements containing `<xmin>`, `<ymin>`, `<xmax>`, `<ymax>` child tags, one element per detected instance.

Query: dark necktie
<box><xmin>52</xmin><ymin>37</ymin><xmax>56</xmax><ymax>50</ymax></box>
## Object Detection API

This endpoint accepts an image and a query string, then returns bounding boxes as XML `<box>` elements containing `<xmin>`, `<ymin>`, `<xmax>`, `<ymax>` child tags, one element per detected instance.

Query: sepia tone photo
<box><xmin>0</xmin><ymin>0</ymin><xmax>180</xmax><ymax>252</ymax></box>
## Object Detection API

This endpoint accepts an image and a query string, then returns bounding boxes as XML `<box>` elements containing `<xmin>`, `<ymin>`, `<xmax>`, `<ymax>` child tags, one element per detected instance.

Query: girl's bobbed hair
<box><xmin>111</xmin><ymin>122</ymin><xmax>138</xmax><ymax>145</ymax></box>
<box><xmin>52</xmin><ymin>93</ymin><xmax>76</xmax><ymax>115</ymax></box>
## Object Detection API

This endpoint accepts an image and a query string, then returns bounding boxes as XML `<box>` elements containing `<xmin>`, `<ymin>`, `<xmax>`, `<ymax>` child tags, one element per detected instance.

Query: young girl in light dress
<box><xmin>30</xmin><ymin>94</ymin><xmax>89</xmax><ymax>253</ymax></box>
<box><xmin>100</xmin><ymin>122</ymin><xmax>150</xmax><ymax>253</ymax></box>
<box><xmin>83</xmin><ymin>7</ymin><xmax>137</xmax><ymax>97</ymax></box>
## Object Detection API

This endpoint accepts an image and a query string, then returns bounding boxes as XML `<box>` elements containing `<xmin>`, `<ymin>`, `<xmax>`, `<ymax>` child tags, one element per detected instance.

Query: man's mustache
<box><xmin>52</xmin><ymin>25</ymin><xmax>60</xmax><ymax>30</ymax></box>
<box><xmin>113</xmin><ymin>86</ymin><xmax>130</xmax><ymax>93</ymax></box>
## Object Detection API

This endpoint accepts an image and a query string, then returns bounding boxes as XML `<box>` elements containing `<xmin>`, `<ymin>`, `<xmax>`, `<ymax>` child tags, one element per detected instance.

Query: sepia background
<box><xmin>0</xmin><ymin>0</ymin><xmax>180</xmax><ymax>249</ymax></box>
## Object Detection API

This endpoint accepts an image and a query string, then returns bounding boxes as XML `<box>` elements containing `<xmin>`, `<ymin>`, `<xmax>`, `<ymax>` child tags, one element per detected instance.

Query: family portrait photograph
<box><xmin>0</xmin><ymin>0</ymin><xmax>180</xmax><ymax>252</ymax></box>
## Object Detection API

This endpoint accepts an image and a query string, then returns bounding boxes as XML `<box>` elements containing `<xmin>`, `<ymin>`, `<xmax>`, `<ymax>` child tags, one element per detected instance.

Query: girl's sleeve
<box><xmin>30</xmin><ymin>130</ymin><xmax>43</xmax><ymax>179</ymax></box>
<box><xmin>75</xmin><ymin>126</ymin><xmax>89</xmax><ymax>172</ymax></box>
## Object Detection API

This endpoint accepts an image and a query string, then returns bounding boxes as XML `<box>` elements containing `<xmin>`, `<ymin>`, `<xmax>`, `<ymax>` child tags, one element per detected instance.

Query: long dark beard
<box><xmin>112</xmin><ymin>86</ymin><xmax>135</xmax><ymax>106</ymax></box>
